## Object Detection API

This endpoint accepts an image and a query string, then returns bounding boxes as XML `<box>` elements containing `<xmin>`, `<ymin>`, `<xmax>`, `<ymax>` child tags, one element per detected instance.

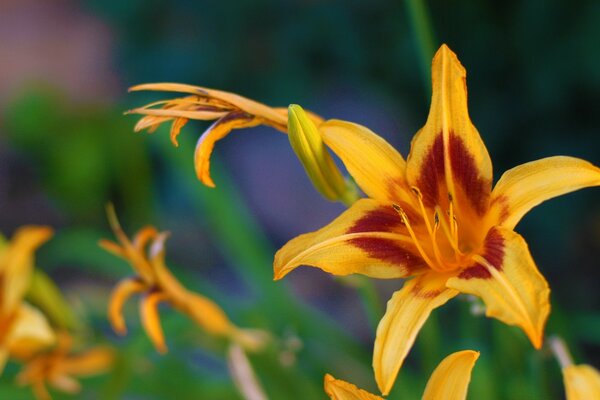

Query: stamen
<box><xmin>435</xmin><ymin>205</ymin><xmax>463</xmax><ymax>258</ymax></box>
<box><xmin>392</xmin><ymin>204</ymin><xmax>443</xmax><ymax>272</ymax></box>
<box><xmin>409</xmin><ymin>188</ymin><xmax>448</xmax><ymax>268</ymax></box>
<box><xmin>448</xmin><ymin>193</ymin><xmax>458</xmax><ymax>243</ymax></box>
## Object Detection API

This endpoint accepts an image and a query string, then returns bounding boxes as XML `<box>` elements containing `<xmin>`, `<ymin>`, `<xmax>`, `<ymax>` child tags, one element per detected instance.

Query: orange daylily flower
<box><xmin>0</xmin><ymin>226</ymin><xmax>55</xmax><ymax>374</ymax></box>
<box><xmin>100</xmin><ymin>206</ymin><xmax>267</xmax><ymax>353</ymax></box>
<box><xmin>17</xmin><ymin>332</ymin><xmax>114</xmax><ymax>400</ymax></box>
<box><xmin>273</xmin><ymin>45</ymin><xmax>600</xmax><ymax>394</ymax></box>
<box><xmin>325</xmin><ymin>350</ymin><xmax>479</xmax><ymax>399</ymax></box>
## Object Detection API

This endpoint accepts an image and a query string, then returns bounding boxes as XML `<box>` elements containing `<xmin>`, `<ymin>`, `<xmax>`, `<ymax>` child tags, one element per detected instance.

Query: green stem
<box><xmin>405</xmin><ymin>0</ymin><xmax>437</xmax><ymax>92</ymax></box>
<box><xmin>355</xmin><ymin>276</ymin><xmax>383</xmax><ymax>331</ymax></box>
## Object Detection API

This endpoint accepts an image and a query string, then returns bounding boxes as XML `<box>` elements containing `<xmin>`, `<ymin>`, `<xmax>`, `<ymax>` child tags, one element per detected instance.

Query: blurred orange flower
<box><xmin>0</xmin><ymin>226</ymin><xmax>55</xmax><ymax>374</ymax></box>
<box><xmin>17</xmin><ymin>332</ymin><xmax>113</xmax><ymax>400</ymax></box>
<box><xmin>100</xmin><ymin>206</ymin><xmax>267</xmax><ymax>353</ymax></box>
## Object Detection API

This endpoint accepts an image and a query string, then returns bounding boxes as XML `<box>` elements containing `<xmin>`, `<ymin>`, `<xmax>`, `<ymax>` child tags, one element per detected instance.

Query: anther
<box><xmin>410</xmin><ymin>186</ymin><xmax>422</xmax><ymax>199</ymax></box>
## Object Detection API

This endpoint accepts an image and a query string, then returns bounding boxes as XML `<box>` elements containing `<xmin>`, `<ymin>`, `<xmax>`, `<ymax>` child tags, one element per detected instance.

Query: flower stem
<box><xmin>548</xmin><ymin>336</ymin><xmax>574</xmax><ymax>369</ymax></box>
<box><xmin>405</xmin><ymin>0</ymin><xmax>437</xmax><ymax>92</ymax></box>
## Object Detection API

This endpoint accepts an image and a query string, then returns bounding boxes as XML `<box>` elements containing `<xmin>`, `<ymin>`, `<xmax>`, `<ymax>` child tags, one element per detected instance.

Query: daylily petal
<box><xmin>107</xmin><ymin>276</ymin><xmax>146</xmax><ymax>335</ymax></box>
<box><xmin>274</xmin><ymin>199</ymin><xmax>426</xmax><ymax>280</ymax></box>
<box><xmin>1</xmin><ymin>226</ymin><xmax>53</xmax><ymax>314</ymax></box>
<box><xmin>373</xmin><ymin>272</ymin><xmax>459</xmax><ymax>395</ymax></box>
<box><xmin>195</xmin><ymin>112</ymin><xmax>263</xmax><ymax>187</ymax></box>
<box><xmin>58</xmin><ymin>346</ymin><xmax>114</xmax><ymax>377</ymax></box>
<box><xmin>0</xmin><ymin>348</ymin><xmax>7</xmax><ymax>375</ymax></box>
<box><xmin>489</xmin><ymin>156</ymin><xmax>600</xmax><ymax>229</ymax></box>
<box><xmin>405</xmin><ymin>45</ymin><xmax>492</xmax><ymax>218</ymax></box>
<box><xmin>7</xmin><ymin>303</ymin><xmax>55</xmax><ymax>360</ymax></box>
<box><xmin>318</xmin><ymin>119</ymin><xmax>412</xmax><ymax>204</ymax></box>
<box><xmin>103</xmin><ymin>205</ymin><xmax>155</xmax><ymax>283</ymax></box>
<box><xmin>324</xmin><ymin>374</ymin><xmax>383</xmax><ymax>400</ymax></box>
<box><xmin>446</xmin><ymin>226</ymin><xmax>550</xmax><ymax>348</ymax></box>
<box><xmin>129</xmin><ymin>83</ymin><xmax>289</xmax><ymax>124</ymax></box>
<box><xmin>422</xmin><ymin>350</ymin><xmax>479</xmax><ymax>400</ymax></box>
<box><xmin>180</xmin><ymin>292</ymin><xmax>234</xmax><ymax>337</ymax></box>
<box><xmin>139</xmin><ymin>291</ymin><xmax>169</xmax><ymax>354</ymax></box>
<box><xmin>563</xmin><ymin>364</ymin><xmax>600</xmax><ymax>400</ymax></box>
<box><xmin>49</xmin><ymin>374</ymin><xmax>81</xmax><ymax>394</ymax></box>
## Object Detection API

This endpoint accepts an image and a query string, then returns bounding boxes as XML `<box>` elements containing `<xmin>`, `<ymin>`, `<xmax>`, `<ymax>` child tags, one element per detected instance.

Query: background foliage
<box><xmin>0</xmin><ymin>0</ymin><xmax>598</xmax><ymax>398</ymax></box>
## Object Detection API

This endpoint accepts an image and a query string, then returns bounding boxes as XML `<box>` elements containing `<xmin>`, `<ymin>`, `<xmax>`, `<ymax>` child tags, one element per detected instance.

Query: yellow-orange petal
<box><xmin>489</xmin><ymin>156</ymin><xmax>600</xmax><ymax>230</ymax></box>
<box><xmin>139</xmin><ymin>291</ymin><xmax>169</xmax><ymax>354</ymax></box>
<box><xmin>129</xmin><ymin>83</ymin><xmax>288</xmax><ymax>125</ymax></box>
<box><xmin>405</xmin><ymin>45</ymin><xmax>492</xmax><ymax>219</ymax></box>
<box><xmin>7</xmin><ymin>303</ymin><xmax>56</xmax><ymax>361</ymax></box>
<box><xmin>48</xmin><ymin>374</ymin><xmax>81</xmax><ymax>394</ymax></box>
<box><xmin>194</xmin><ymin>112</ymin><xmax>262</xmax><ymax>187</ymax></box>
<box><xmin>179</xmin><ymin>292</ymin><xmax>233</xmax><ymax>337</ymax></box>
<box><xmin>108</xmin><ymin>277</ymin><xmax>146</xmax><ymax>335</ymax></box>
<box><xmin>318</xmin><ymin>119</ymin><xmax>412</xmax><ymax>205</ymax></box>
<box><xmin>103</xmin><ymin>205</ymin><xmax>155</xmax><ymax>283</ymax></box>
<box><xmin>59</xmin><ymin>346</ymin><xmax>115</xmax><ymax>377</ymax></box>
<box><xmin>422</xmin><ymin>350</ymin><xmax>479</xmax><ymax>400</ymax></box>
<box><xmin>447</xmin><ymin>226</ymin><xmax>550</xmax><ymax>349</ymax></box>
<box><xmin>0</xmin><ymin>348</ymin><xmax>8</xmax><ymax>375</ymax></box>
<box><xmin>324</xmin><ymin>374</ymin><xmax>383</xmax><ymax>400</ymax></box>
<box><xmin>1</xmin><ymin>226</ymin><xmax>53</xmax><ymax>314</ymax></box>
<box><xmin>563</xmin><ymin>364</ymin><xmax>600</xmax><ymax>400</ymax></box>
<box><xmin>373</xmin><ymin>272</ymin><xmax>459</xmax><ymax>395</ymax></box>
<box><xmin>274</xmin><ymin>199</ymin><xmax>426</xmax><ymax>280</ymax></box>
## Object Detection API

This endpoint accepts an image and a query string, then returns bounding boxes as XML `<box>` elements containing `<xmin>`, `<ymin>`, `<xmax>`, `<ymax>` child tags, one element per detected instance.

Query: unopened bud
<box><xmin>288</xmin><ymin>105</ymin><xmax>358</xmax><ymax>204</ymax></box>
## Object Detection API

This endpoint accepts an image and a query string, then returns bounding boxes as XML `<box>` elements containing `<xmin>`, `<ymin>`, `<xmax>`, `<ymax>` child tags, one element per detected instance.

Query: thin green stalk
<box><xmin>405</xmin><ymin>0</ymin><xmax>437</xmax><ymax>92</ymax></box>
<box><xmin>354</xmin><ymin>276</ymin><xmax>383</xmax><ymax>331</ymax></box>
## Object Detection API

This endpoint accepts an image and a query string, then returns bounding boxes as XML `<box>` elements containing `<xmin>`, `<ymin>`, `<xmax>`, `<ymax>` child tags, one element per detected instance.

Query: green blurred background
<box><xmin>0</xmin><ymin>0</ymin><xmax>598</xmax><ymax>398</ymax></box>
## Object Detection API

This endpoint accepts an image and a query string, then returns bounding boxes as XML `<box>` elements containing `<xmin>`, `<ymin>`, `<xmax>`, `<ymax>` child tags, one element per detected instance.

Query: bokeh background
<box><xmin>1</xmin><ymin>0</ymin><xmax>599</xmax><ymax>399</ymax></box>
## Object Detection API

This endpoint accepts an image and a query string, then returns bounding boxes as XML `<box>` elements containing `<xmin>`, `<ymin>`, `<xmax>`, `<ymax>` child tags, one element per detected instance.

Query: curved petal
<box><xmin>7</xmin><ymin>303</ymin><xmax>56</xmax><ymax>360</ymax></box>
<box><xmin>324</xmin><ymin>374</ymin><xmax>383</xmax><ymax>400</ymax></box>
<box><xmin>318</xmin><ymin>119</ymin><xmax>412</xmax><ymax>204</ymax></box>
<box><xmin>178</xmin><ymin>292</ymin><xmax>233</xmax><ymax>337</ymax></box>
<box><xmin>489</xmin><ymin>156</ymin><xmax>600</xmax><ymax>229</ymax></box>
<box><xmin>129</xmin><ymin>83</ymin><xmax>289</xmax><ymax>124</ymax></box>
<box><xmin>194</xmin><ymin>112</ymin><xmax>262</xmax><ymax>187</ymax></box>
<box><xmin>1</xmin><ymin>226</ymin><xmax>53</xmax><ymax>314</ymax></box>
<box><xmin>405</xmin><ymin>45</ymin><xmax>492</xmax><ymax>219</ymax></box>
<box><xmin>108</xmin><ymin>276</ymin><xmax>146</xmax><ymax>335</ymax></box>
<box><xmin>563</xmin><ymin>364</ymin><xmax>600</xmax><ymax>400</ymax></box>
<box><xmin>373</xmin><ymin>272</ymin><xmax>459</xmax><ymax>395</ymax></box>
<box><xmin>447</xmin><ymin>226</ymin><xmax>550</xmax><ymax>349</ymax></box>
<box><xmin>59</xmin><ymin>347</ymin><xmax>114</xmax><ymax>377</ymax></box>
<box><xmin>274</xmin><ymin>199</ymin><xmax>426</xmax><ymax>280</ymax></box>
<box><xmin>422</xmin><ymin>350</ymin><xmax>479</xmax><ymax>400</ymax></box>
<box><xmin>139</xmin><ymin>291</ymin><xmax>169</xmax><ymax>354</ymax></box>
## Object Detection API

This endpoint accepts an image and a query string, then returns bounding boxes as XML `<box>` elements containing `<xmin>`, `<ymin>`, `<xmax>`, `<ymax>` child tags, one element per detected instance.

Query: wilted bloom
<box><xmin>17</xmin><ymin>332</ymin><xmax>113</xmax><ymax>400</ymax></box>
<box><xmin>274</xmin><ymin>45</ymin><xmax>600</xmax><ymax>394</ymax></box>
<box><xmin>550</xmin><ymin>336</ymin><xmax>600</xmax><ymax>400</ymax></box>
<box><xmin>0</xmin><ymin>226</ymin><xmax>55</xmax><ymax>373</ymax></box>
<box><xmin>127</xmin><ymin>83</ymin><xmax>291</xmax><ymax>187</ymax></box>
<box><xmin>100</xmin><ymin>206</ymin><xmax>267</xmax><ymax>353</ymax></box>
<box><xmin>324</xmin><ymin>350</ymin><xmax>479</xmax><ymax>399</ymax></box>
